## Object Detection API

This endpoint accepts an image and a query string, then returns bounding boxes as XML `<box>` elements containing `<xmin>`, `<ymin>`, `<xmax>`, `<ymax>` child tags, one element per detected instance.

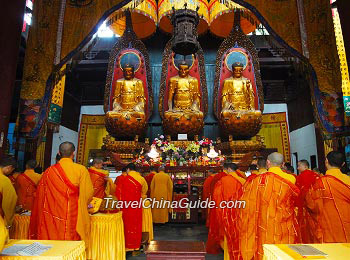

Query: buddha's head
<box><xmin>232</xmin><ymin>62</ymin><xmax>244</xmax><ymax>78</ymax></box>
<box><xmin>178</xmin><ymin>61</ymin><xmax>190</xmax><ymax>78</ymax></box>
<box><xmin>122</xmin><ymin>64</ymin><xmax>135</xmax><ymax>80</ymax></box>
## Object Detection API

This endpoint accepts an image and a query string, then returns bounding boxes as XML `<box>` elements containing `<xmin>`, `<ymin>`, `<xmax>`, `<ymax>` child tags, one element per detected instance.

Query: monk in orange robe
<box><xmin>295</xmin><ymin>159</ymin><xmax>318</xmax><ymax>243</ymax></box>
<box><xmin>114</xmin><ymin>167</ymin><xmax>127</xmax><ymax>186</ymax></box>
<box><xmin>115</xmin><ymin>163</ymin><xmax>148</xmax><ymax>252</ymax></box>
<box><xmin>0</xmin><ymin>157</ymin><xmax>18</xmax><ymax>228</ymax></box>
<box><xmin>239</xmin><ymin>152</ymin><xmax>300</xmax><ymax>260</ymax></box>
<box><xmin>15</xmin><ymin>160</ymin><xmax>42</xmax><ymax>211</ymax></box>
<box><xmin>305</xmin><ymin>151</ymin><xmax>350</xmax><ymax>243</ymax></box>
<box><xmin>145</xmin><ymin>166</ymin><xmax>157</xmax><ymax>198</ymax></box>
<box><xmin>207</xmin><ymin>163</ymin><xmax>245</xmax><ymax>255</ymax></box>
<box><xmin>29</xmin><ymin>141</ymin><xmax>94</xmax><ymax>243</ymax></box>
<box><xmin>202</xmin><ymin>169</ymin><xmax>215</xmax><ymax>224</ymax></box>
<box><xmin>88</xmin><ymin>158</ymin><xmax>115</xmax><ymax>198</ymax></box>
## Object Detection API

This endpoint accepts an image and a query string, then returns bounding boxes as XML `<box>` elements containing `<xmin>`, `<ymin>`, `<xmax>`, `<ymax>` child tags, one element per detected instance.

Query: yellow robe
<box><xmin>59</xmin><ymin>158</ymin><xmax>94</xmax><ymax>242</ymax></box>
<box><xmin>23</xmin><ymin>169</ymin><xmax>42</xmax><ymax>184</ymax></box>
<box><xmin>0</xmin><ymin>169</ymin><xmax>17</xmax><ymax>226</ymax></box>
<box><xmin>0</xmin><ymin>215</ymin><xmax>8</xmax><ymax>252</ymax></box>
<box><xmin>150</xmin><ymin>171</ymin><xmax>173</xmax><ymax>223</ymax></box>
<box><xmin>268</xmin><ymin>166</ymin><xmax>296</xmax><ymax>184</ymax></box>
<box><xmin>258</xmin><ymin>168</ymin><xmax>267</xmax><ymax>174</ymax></box>
<box><xmin>128</xmin><ymin>170</ymin><xmax>148</xmax><ymax>198</ymax></box>
<box><xmin>326</xmin><ymin>168</ymin><xmax>350</xmax><ymax>186</ymax></box>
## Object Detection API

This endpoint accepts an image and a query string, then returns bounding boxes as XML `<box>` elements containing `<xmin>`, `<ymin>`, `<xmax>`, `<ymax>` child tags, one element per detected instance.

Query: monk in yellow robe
<box><xmin>29</xmin><ymin>142</ymin><xmax>94</xmax><ymax>243</ymax></box>
<box><xmin>88</xmin><ymin>158</ymin><xmax>115</xmax><ymax>198</ymax></box>
<box><xmin>0</xmin><ymin>157</ymin><xmax>18</xmax><ymax>228</ymax></box>
<box><xmin>116</xmin><ymin>163</ymin><xmax>148</xmax><ymax>252</ymax></box>
<box><xmin>239</xmin><ymin>152</ymin><xmax>300</xmax><ymax>260</ymax></box>
<box><xmin>0</xmin><ymin>214</ymin><xmax>8</xmax><ymax>252</ymax></box>
<box><xmin>207</xmin><ymin>163</ymin><xmax>245</xmax><ymax>255</ymax></box>
<box><xmin>15</xmin><ymin>160</ymin><xmax>42</xmax><ymax>211</ymax></box>
<box><xmin>305</xmin><ymin>151</ymin><xmax>350</xmax><ymax>243</ymax></box>
<box><xmin>150</xmin><ymin>166</ymin><xmax>173</xmax><ymax>224</ymax></box>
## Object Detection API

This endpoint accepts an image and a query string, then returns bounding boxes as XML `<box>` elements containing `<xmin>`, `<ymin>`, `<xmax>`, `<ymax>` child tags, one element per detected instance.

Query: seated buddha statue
<box><xmin>107</xmin><ymin>64</ymin><xmax>145</xmax><ymax>118</ymax></box>
<box><xmin>219</xmin><ymin>62</ymin><xmax>262</xmax><ymax>138</ymax></box>
<box><xmin>106</xmin><ymin>64</ymin><xmax>147</xmax><ymax>138</ymax></box>
<box><xmin>163</xmin><ymin>61</ymin><xmax>204</xmax><ymax>135</ymax></box>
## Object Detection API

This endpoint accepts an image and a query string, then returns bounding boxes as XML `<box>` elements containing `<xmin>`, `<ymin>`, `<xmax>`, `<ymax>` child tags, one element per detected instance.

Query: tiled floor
<box><xmin>127</xmin><ymin>223</ymin><xmax>224</xmax><ymax>259</ymax></box>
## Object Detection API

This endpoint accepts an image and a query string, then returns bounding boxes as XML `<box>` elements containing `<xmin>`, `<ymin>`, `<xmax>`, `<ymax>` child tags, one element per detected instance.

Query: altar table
<box><xmin>145</xmin><ymin>241</ymin><xmax>206</xmax><ymax>260</ymax></box>
<box><xmin>263</xmin><ymin>243</ymin><xmax>350</xmax><ymax>260</ymax></box>
<box><xmin>9</xmin><ymin>213</ymin><xmax>126</xmax><ymax>260</ymax></box>
<box><xmin>0</xmin><ymin>240</ymin><xmax>85</xmax><ymax>260</ymax></box>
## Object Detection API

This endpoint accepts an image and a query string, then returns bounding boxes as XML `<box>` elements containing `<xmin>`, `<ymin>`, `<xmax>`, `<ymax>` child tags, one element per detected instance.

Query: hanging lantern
<box><xmin>171</xmin><ymin>6</ymin><xmax>200</xmax><ymax>55</ymax></box>
<box><xmin>209</xmin><ymin>0</ymin><xmax>259</xmax><ymax>37</ymax></box>
<box><xmin>158</xmin><ymin>0</ymin><xmax>209</xmax><ymax>35</ymax></box>
<box><xmin>107</xmin><ymin>0</ymin><xmax>157</xmax><ymax>39</ymax></box>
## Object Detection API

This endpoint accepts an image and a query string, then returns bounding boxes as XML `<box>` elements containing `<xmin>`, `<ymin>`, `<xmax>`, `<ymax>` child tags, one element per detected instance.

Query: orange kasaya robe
<box><xmin>88</xmin><ymin>167</ymin><xmax>115</xmax><ymax>198</ymax></box>
<box><xmin>305</xmin><ymin>168</ymin><xmax>350</xmax><ymax>243</ymax></box>
<box><xmin>15</xmin><ymin>169</ymin><xmax>42</xmax><ymax>210</ymax></box>
<box><xmin>207</xmin><ymin>172</ymin><xmax>245</xmax><ymax>255</ymax></box>
<box><xmin>202</xmin><ymin>174</ymin><xmax>214</xmax><ymax>224</ymax></box>
<box><xmin>29</xmin><ymin>158</ymin><xmax>93</xmax><ymax>242</ymax></box>
<box><xmin>115</xmin><ymin>174</ymin><xmax>143</xmax><ymax>250</ymax></box>
<box><xmin>114</xmin><ymin>172</ymin><xmax>127</xmax><ymax>186</ymax></box>
<box><xmin>144</xmin><ymin>172</ymin><xmax>156</xmax><ymax>198</ymax></box>
<box><xmin>239</xmin><ymin>168</ymin><xmax>300</xmax><ymax>260</ymax></box>
<box><xmin>295</xmin><ymin>169</ymin><xmax>318</xmax><ymax>243</ymax></box>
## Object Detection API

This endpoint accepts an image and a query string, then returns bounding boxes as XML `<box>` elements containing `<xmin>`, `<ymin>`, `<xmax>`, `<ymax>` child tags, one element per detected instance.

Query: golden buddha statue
<box><xmin>107</xmin><ymin>64</ymin><xmax>145</xmax><ymax>118</ymax></box>
<box><xmin>163</xmin><ymin>61</ymin><xmax>204</xmax><ymax>135</ymax></box>
<box><xmin>105</xmin><ymin>64</ymin><xmax>147</xmax><ymax>138</ymax></box>
<box><xmin>219</xmin><ymin>62</ymin><xmax>262</xmax><ymax>138</ymax></box>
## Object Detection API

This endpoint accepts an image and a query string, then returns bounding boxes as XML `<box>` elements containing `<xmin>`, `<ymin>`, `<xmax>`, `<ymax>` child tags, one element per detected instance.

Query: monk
<box><xmin>114</xmin><ymin>167</ymin><xmax>127</xmax><ymax>186</ymax></box>
<box><xmin>115</xmin><ymin>163</ymin><xmax>147</xmax><ymax>252</ymax></box>
<box><xmin>0</xmin><ymin>215</ymin><xmax>7</xmax><ymax>252</ymax></box>
<box><xmin>88</xmin><ymin>158</ymin><xmax>115</xmax><ymax>198</ymax></box>
<box><xmin>0</xmin><ymin>157</ymin><xmax>18</xmax><ymax>228</ymax></box>
<box><xmin>150</xmin><ymin>165</ymin><xmax>173</xmax><ymax>223</ymax></box>
<box><xmin>207</xmin><ymin>163</ymin><xmax>245</xmax><ymax>255</ymax></box>
<box><xmin>202</xmin><ymin>169</ymin><xmax>215</xmax><ymax>225</ymax></box>
<box><xmin>295</xmin><ymin>160</ymin><xmax>318</xmax><ymax>243</ymax></box>
<box><xmin>305</xmin><ymin>151</ymin><xmax>350</xmax><ymax>243</ymax></box>
<box><xmin>239</xmin><ymin>152</ymin><xmax>300</xmax><ymax>260</ymax></box>
<box><xmin>15</xmin><ymin>160</ymin><xmax>42</xmax><ymax>211</ymax></box>
<box><xmin>29</xmin><ymin>141</ymin><xmax>94</xmax><ymax>243</ymax></box>
<box><xmin>257</xmin><ymin>157</ymin><xmax>267</xmax><ymax>174</ymax></box>
<box><xmin>145</xmin><ymin>166</ymin><xmax>157</xmax><ymax>198</ymax></box>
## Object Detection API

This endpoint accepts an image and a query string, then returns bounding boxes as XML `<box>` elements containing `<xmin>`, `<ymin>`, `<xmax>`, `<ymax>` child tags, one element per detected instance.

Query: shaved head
<box><xmin>93</xmin><ymin>158</ymin><xmax>103</xmax><ymax>165</ymax></box>
<box><xmin>59</xmin><ymin>142</ymin><xmax>75</xmax><ymax>158</ymax></box>
<box><xmin>267</xmin><ymin>152</ymin><xmax>284</xmax><ymax>167</ymax></box>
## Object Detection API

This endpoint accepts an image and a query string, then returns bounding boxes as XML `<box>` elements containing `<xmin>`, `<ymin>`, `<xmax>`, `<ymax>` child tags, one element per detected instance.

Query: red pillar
<box><xmin>0</xmin><ymin>0</ymin><xmax>26</xmax><ymax>159</ymax></box>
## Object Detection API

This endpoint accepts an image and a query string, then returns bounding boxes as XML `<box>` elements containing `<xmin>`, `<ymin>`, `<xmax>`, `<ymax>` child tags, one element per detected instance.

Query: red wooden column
<box><xmin>0</xmin><ymin>0</ymin><xmax>26</xmax><ymax>159</ymax></box>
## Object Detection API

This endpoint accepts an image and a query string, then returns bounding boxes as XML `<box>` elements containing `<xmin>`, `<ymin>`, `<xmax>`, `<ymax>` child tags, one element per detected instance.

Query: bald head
<box><xmin>267</xmin><ymin>152</ymin><xmax>284</xmax><ymax>167</ymax></box>
<box><xmin>59</xmin><ymin>142</ymin><xmax>75</xmax><ymax>158</ymax></box>
<box><xmin>93</xmin><ymin>158</ymin><xmax>104</xmax><ymax>169</ymax></box>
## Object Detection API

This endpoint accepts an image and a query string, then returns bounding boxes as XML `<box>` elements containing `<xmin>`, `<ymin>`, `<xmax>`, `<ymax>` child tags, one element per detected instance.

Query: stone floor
<box><xmin>126</xmin><ymin>223</ymin><xmax>224</xmax><ymax>259</ymax></box>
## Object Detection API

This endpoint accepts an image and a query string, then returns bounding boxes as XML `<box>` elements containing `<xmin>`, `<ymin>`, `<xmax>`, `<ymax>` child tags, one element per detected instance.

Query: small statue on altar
<box><xmin>107</xmin><ymin>64</ymin><xmax>146</xmax><ymax>119</ymax></box>
<box><xmin>165</xmin><ymin>61</ymin><xmax>203</xmax><ymax>119</ymax></box>
<box><xmin>221</xmin><ymin>62</ymin><xmax>257</xmax><ymax>116</ymax></box>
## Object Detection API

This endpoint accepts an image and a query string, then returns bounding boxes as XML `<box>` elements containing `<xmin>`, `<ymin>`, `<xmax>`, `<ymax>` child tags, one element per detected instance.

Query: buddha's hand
<box><xmin>112</xmin><ymin>101</ymin><xmax>122</xmax><ymax>111</ymax></box>
<box><xmin>133</xmin><ymin>102</ymin><xmax>144</xmax><ymax>112</ymax></box>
